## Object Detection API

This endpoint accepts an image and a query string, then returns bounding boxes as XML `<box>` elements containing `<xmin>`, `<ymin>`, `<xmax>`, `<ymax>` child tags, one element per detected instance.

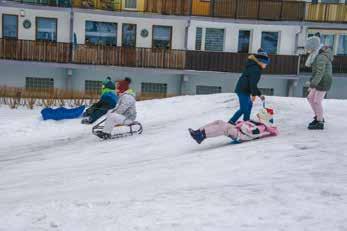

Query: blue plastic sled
<box><xmin>41</xmin><ymin>105</ymin><xmax>86</xmax><ymax>121</ymax></box>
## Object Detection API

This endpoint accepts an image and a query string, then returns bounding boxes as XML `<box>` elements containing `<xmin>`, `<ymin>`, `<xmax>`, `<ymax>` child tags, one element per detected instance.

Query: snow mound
<box><xmin>0</xmin><ymin>94</ymin><xmax>346</xmax><ymax>231</ymax></box>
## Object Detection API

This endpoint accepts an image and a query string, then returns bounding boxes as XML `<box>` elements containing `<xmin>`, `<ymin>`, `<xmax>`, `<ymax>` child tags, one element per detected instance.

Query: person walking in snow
<box><xmin>82</xmin><ymin>76</ymin><xmax>118</xmax><ymax>124</ymax></box>
<box><xmin>95</xmin><ymin>78</ymin><xmax>137</xmax><ymax>139</ymax></box>
<box><xmin>228</xmin><ymin>48</ymin><xmax>270</xmax><ymax>124</ymax></box>
<box><xmin>189</xmin><ymin>107</ymin><xmax>278</xmax><ymax>144</ymax></box>
<box><xmin>304</xmin><ymin>36</ymin><xmax>333</xmax><ymax>130</ymax></box>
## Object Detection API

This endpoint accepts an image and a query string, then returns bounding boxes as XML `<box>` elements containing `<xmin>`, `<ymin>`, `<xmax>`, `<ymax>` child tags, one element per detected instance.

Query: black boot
<box><xmin>188</xmin><ymin>129</ymin><xmax>206</xmax><ymax>144</ymax></box>
<box><xmin>308</xmin><ymin>121</ymin><xmax>324</xmax><ymax>130</ymax></box>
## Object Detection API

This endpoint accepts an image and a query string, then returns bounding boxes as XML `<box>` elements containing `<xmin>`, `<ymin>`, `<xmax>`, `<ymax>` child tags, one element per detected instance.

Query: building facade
<box><xmin>0</xmin><ymin>0</ymin><xmax>347</xmax><ymax>99</ymax></box>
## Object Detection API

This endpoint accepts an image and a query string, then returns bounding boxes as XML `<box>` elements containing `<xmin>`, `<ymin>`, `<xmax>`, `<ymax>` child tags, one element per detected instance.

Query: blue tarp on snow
<box><xmin>41</xmin><ymin>106</ymin><xmax>86</xmax><ymax>121</ymax></box>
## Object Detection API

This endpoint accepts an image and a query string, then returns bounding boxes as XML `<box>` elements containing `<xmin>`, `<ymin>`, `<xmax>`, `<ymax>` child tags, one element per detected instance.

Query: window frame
<box><xmin>337</xmin><ymin>34</ymin><xmax>347</xmax><ymax>55</ymax></box>
<box><xmin>152</xmin><ymin>25</ymin><xmax>173</xmax><ymax>49</ymax></box>
<box><xmin>261</xmin><ymin>31</ymin><xmax>280</xmax><ymax>54</ymax></box>
<box><xmin>238</xmin><ymin>29</ymin><xmax>252</xmax><ymax>53</ymax></box>
<box><xmin>85</xmin><ymin>20</ymin><xmax>118</xmax><ymax>46</ymax></box>
<box><xmin>141</xmin><ymin>82</ymin><xmax>168</xmax><ymax>96</ymax></box>
<box><xmin>85</xmin><ymin>80</ymin><xmax>103</xmax><ymax>94</ymax></box>
<box><xmin>122</xmin><ymin>23</ymin><xmax>137</xmax><ymax>48</ymax></box>
<box><xmin>196</xmin><ymin>85</ymin><xmax>222</xmax><ymax>95</ymax></box>
<box><xmin>35</xmin><ymin>17</ymin><xmax>58</xmax><ymax>42</ymax></box>
<box><xmin>124</xmin><ymin>0</ymin><xmax>137</xmax><ymax>10</ymax></box>
<box><xmin>2</xmin><ymin>14</ymin><xmax>18</xmax><ymax>39</ymax></box>
<box><xmin>204</xmin><ymin>27</ymin><xmax>225</xmax><ymax>52</ymax></box>
<box><xmin>25</xmin><ymin>77</ymin><xmax>54</xmax><ymax>90</ymax></box>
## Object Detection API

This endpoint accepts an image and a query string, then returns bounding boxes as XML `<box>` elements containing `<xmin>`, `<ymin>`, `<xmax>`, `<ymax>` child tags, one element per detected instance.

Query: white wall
<box><xmin>0</xmin><ymin>6</ymin><xmax>70</xmax><ymax>42</ymax></box>
<box><xmin>73</xmin><ymin>12</ymin><xmax>188</xmax><ymax>49</ymax></box>
<box><xmin>187</xmin><ymin>20</ymin><xmax>301</xmax><ymax>55</ymax></box>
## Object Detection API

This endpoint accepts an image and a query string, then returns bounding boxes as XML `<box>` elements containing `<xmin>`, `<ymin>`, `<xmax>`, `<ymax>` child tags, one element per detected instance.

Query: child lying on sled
<box><xmin>189</xmin><ymin>107</ymin><xmax>278</xmax><ymax>144</ymax></box>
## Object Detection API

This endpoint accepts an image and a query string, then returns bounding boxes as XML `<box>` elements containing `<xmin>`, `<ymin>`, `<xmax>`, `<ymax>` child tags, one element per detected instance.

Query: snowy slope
<box><xmin>0</xmin><ymin>94</ymin><xmax>346</xmax><ymax>231</ymax></box>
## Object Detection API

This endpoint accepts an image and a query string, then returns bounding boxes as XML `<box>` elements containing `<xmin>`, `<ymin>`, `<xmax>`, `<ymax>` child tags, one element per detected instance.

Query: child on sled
<box><xmin>189</xmin><ymin>107</ymin><xmax>278</xmax><ymax>144</ymax></box>
<box><xmin>95</xmin><ymin>78</ymin><xmax>137</xmax><ymax>140</ymax></box>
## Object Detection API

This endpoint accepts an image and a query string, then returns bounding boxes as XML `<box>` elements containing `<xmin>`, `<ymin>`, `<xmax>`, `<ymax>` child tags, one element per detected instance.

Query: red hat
<box><xmin>117</xmin><ymin>80</ymin><xmax>129</xmax><ymax>94</ymax></box>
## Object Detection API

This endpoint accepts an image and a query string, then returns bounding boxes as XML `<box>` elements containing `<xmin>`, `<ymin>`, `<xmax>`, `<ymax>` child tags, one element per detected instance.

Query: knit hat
<box><xmin>117</xmin><ymin>80</ymin><xmax>129</xmax><ymax>94</ymax></box>
<box><xmin>257</xmin><ymin>107</ymin><xmax>274</xmax><ymax>126</ymax></box>
<box><xmin>255</xmin><ymin>48</ymin><xmax>270</xmax><ymax>65</ymax></box>
<box><xmin>305</xmin><ymin>36</ymin><xmax>321</xmax><ymax>51</ymax></box>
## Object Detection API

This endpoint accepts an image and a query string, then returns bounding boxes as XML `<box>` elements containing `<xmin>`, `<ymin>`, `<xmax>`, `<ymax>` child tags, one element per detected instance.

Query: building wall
<box><xmin>0</xmin><ymin>63</ymin><xmax>67</xmax><ymax>89</ymax></box>
<box><xmin>187</xmin><ymin>20</ymin><xmax>301</xmax><ymax>55</ymax></box>
<box><xmin>182</xmin><ymin>74</ymin><xmax>289</xmax><ymax>96</ymax></box>
<box><xmin>0</xmin><ymin>6</ymin><xmax>70</xmax><ymax>42</ymax></box>
<box><xmin>73</xmin><ymin>12</ymin><xmax>187</xmax><ymax>49</ymax></box>
<box><xmin>71</xmin><ymin>68</ymin><xmax>182</xmax><ymax>95</ymax></box>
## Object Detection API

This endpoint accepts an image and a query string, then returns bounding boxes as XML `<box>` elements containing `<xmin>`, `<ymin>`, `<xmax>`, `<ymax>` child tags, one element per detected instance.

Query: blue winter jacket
<box><xmin>100</xmin><ymin>91</ymin><xmax>118</xmax><ymax>108</ymax></box>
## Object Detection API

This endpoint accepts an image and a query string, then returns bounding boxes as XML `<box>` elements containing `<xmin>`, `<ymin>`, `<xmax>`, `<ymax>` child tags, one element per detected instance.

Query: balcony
<box><xmin>11</xmin><ymin>0</ymin><xmax>72</xmax><ymax>7</ymax></box>
<box><xmin>305</xmin><ymin>3</ymin><xmax>347</xmax><ymax>23</ymax></box>
<box><xmin>2</xmin><ymin>38</ymin><xmax>347</xmax><ymax>75</ymax></box>
<box><xmin>144</xmin><ymin>0</ymin><xmax>191</xmax><ymax>16</ymax></box>
<box><xmin>300</xmin><ymin>55</ymin><xmax>347</xmax><ymax>74</ymax></box>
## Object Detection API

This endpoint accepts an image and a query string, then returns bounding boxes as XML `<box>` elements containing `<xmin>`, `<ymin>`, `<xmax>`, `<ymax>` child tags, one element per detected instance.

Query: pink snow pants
<box><xmin>200</xmin><ymin>120</ymin><xmax>239</xmax><ymax>139</ymax></box>
<box><xmin>307</xmin><ymin>88</ymin><xmax>326</xmax><ymax>121</ymax></box>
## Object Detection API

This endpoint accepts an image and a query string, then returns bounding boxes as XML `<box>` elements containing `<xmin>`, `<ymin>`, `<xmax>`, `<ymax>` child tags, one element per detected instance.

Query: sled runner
<box><xmin>92</xmin><ymin>118</ymin><xmax>143</xmax><ymax>139</ymax></box>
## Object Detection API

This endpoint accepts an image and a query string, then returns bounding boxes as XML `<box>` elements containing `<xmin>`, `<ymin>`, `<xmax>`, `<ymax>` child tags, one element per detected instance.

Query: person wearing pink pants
<box><xmin>304</xmin><ymin>36</ymin><xmax>333</xmax><ymax>130</ymax></box>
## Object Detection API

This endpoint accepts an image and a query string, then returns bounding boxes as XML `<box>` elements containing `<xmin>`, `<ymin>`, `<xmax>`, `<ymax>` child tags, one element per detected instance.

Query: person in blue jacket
<box><xmin>229</xmin><ymin>48</ymin><xmax>270</xmax><ymax>124</ymax></box>
<box><xmin>82</xmin><ymin>77</ymin><xmax>118</xmax><ymax>124</ymax></box>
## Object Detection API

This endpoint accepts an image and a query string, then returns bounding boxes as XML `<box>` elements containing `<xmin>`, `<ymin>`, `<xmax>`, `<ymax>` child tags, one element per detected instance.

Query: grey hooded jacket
<box><xmin>114</xmin><ymin>90</ymin><xmax>137</xmax><ymax>121</ymax></box>
<box><xmin>310</xmin><ymin>47</ymin><xmax>333</xmax><ymax>91</ymax></box>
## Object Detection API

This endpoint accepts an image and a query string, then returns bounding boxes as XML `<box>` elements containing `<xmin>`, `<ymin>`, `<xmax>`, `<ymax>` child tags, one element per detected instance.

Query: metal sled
<box><xmin>92</xmin><ymin>118</ymin><xmax>143</xmax><ymax>139</ymax></box>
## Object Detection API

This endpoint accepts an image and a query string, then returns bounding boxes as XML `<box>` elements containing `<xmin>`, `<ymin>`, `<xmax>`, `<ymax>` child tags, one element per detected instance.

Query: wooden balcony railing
<box><xmin>0</xmin><ymin>38</ymin><xmax>71</xmax><ymax>63</ymax></box>
<box><xmin>144</xmin><ymin>0</ymin><xmax>191</xmax><ymax>15</ymax></box>
<box><xmin>2</xmin><ymin>38</ymin><xmax>347</xmax><ymax>75</ymax></box>
<box><xmin>300</xmin><ymin>55</ymin><xmax>347</xmax><ymax>74</ymax></box>
<box><xmin>12</xmin><ymin>0</ymin><xmax>72</xmax><ymax>7</ymax></box>
<box><xmin>185</xmin><ymin>51</ymin><xmax>299</xmax><ymax>75</ymax></box>
<box><xmin>73</xmin><ymin>44</ymin><xmax>186</xmax><ymax>69</ymax></box>
<box><xmin>211</xmin><ymin>0</ymin><xmax>305</xmax><ymax>21</ymax></box>
<box><xmin>305</xmin><ymin>3</ymin><xmax>347</xmax><ymax>23</ymax></box>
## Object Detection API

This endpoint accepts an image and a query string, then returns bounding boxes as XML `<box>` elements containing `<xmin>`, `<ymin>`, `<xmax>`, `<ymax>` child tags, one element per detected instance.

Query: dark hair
<box><xmin>125</xmin><ymin>77</ymin><xmax>132</xmax><ymax>84</ymax></box>
<box><xmin>106</xmin><ymin>76</ymin><xmax>111</xmax><ymax>81</ymax></box>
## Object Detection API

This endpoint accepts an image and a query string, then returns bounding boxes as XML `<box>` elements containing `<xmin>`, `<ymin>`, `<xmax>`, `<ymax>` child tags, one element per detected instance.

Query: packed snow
<box><xmin>0</xmin><ymin>94</ymin><xmax>346</xmax><ymax>231</ymax></box>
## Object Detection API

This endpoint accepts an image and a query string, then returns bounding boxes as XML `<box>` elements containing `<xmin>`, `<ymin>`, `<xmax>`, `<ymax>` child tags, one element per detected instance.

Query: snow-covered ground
<box><xmin>0</xmin><ymin>94</ymin><xmax>346</xmax><ymax>231</ymax></box>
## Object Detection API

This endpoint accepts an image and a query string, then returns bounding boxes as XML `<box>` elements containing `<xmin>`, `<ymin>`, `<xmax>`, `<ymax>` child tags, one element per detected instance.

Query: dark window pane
<box><xmin>205</xmin><ymin>28</ymin><xmax>224</xmax><ymax>51</ymax></box>
<box><xmin>338</xmin><ymin>35</ymin><xmax>347</xmax><ymax>55</ymax></box>
<box><xmin>141</xmin><ymin>82</ymin><xmax>167</xmax><ymax>97</ymax></box>
<box><xmin>36</xmin><ymin>17</ymin><xmax>57</xmax><ymax>42</ymax></box>
<box><xmin>153</xmin><ymin>26</ymin><xmax>172</xmax><ymax>49</ymax></box>
<box><xmin>125</xmin><ymin>0</ymin><xmax>137</xmax><ymax>8</ymax></box>
<box><xmin>261</xmin><ymin>32</ymin><xmax>279</xmax><ymax>54</ymax></box>
<box><xmin>3</xmin><ymin>15</ymin><xmax>18</xmax><ymax>38</ymax></box>
<box><xmin>259</xmin><ymin>88</ymin><xmax>274</xmax><ymax>96</ymax></box>
<box><xmin>196</xmin><ymin>85</ymin><xmax>222</xmax><ymax>95</ymax></box>
<box><xmin>25</xmin><ymin>77</ymin><xmax>54</xmax><ymax>90</ymax></box>
<box><xmin>85</xmin><ymin>80</ymin><xmax>103</xmax><ymax>94</ymax></box>
<box><xmin>195</xmin><ymin>27</ymin><xmax>202</xmax><ymax>50</ymax></box>
<box><xmin>122</xmin><ymin>23</ymin><xmax>136</xmax><ymax>48</ymax></box>
<box><xmin>238</xmin><ymin>30</ymin><xmax>251</xmax><ymax>53</ymax></box>
<box><xmin>85</xmin><ymin>21</ymin><xmax>117</xmax><ymax>46</ymax></box>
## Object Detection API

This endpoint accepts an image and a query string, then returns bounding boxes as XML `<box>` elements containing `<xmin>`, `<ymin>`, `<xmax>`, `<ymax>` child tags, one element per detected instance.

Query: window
<box><xmin>125</xmin><ymin>0</ymin><xmax>137</xmax><ymax>9</ymax></box>
<box><xmin>25</xmin><ymin>77</ymin><xmax>54</xmax><ymax>90</ymax></box>
<box><xmin>195</xmin><ymin>27</ymin><xmax>203</xmax><ymax>50</ymax></box>
<box><xmin>141</xmin><ymin>82</ymin><xmax>167</xmax><ymax>96</ymax></box>
<box><xmin>259</xmin><ymin>88</ymin><xmax>274</xmax><ymax>96</ymax></box>
<box><xmin>85</xmin><ymin>80</ymin><xmax>102</xmax><ymax>94</ymax></box>
<box><xmin>196</xmin><ymin>85</ymin><xmax>222</xmax><ymax>95</ymax></box>
<box><xmin>321</xmin><ymin>34</ymin><xmax>335</xmax><ymax>50</ymax></box>
<box><xmin>337</xmin><ymin>35</ymin><xmax>347</xmax><ymax>55</ymax></box>
<box><xmin>2</xmin><ymin>14</ymin><xmax>18</xmax><ymax>39</ymax></box>
<box><xmin>261</xmin><ymin>32</ymin><xmax>279</xmax><ymax>54</ymax></box>
<box><xmin>238</xmin><ymin>30</ymin><xmax>251</xmax><ymax>53</ymax></box>
<box><xmin>122</xmin><ymin>23</ymin><xmax>137</xmax><ymax>48</ymax></box>
<box><xmin>205</xmin><ymin>28</ymin><xmax>224</xmax><ymax>51</ymax></box>
<box><xmin>85</xmin><ymin>21</ymin><xmax>117</xmax><ymax>46</ymax></box>
<box><xmin>320</xmin><ymin>0</ymin><xmax>339</xmax><ymax>3</ymax></box>
<box><xmin>152</xmin><ymin>26</ymin><xmax>172</xmax><ymax>49</ymax></box>
<box><xmin>36</xmin><ymin>17</ymin><xmax>57</xmax><ymax>42</ymax></box>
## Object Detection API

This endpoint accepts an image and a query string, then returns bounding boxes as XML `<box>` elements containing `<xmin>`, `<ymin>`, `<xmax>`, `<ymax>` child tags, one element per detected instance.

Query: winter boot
<box><xmin>81</xmin><ymin>117</ymin><xmax>92</xmax><ymax>124</ymax></box>
<box><xmin>95</xmin><ymin>131</ymin><xmax>112</xmax><ymax>140</ymax></box>
<box><xmin>309</xmin><ymin>116</ymin><xmax>325</xmax><ymax>127</ymax></box>
<box><xmin>188</xmin><ymin>128</ymin><xmax>206</xmax><ymax>144</ymax></box>
<box><xmin>308</xmin><ymin>121</ymin><xmax>324</xmax><ymax>130</ymax></box>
